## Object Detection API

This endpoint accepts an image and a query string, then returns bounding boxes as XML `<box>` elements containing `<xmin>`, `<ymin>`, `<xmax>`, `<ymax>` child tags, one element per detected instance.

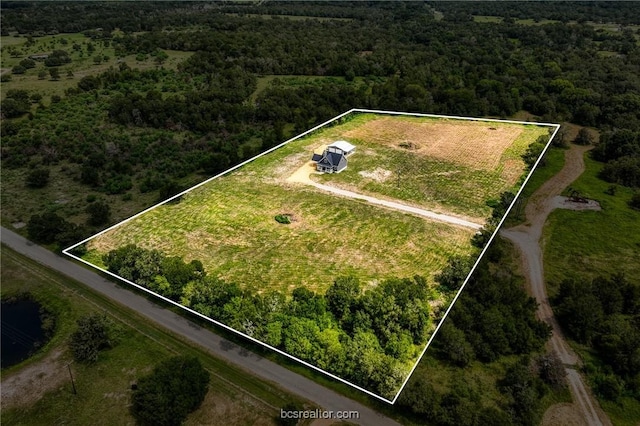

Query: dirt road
<box><xmin>287</xmin><ymin>161</ymin><xmax>483</xmax><ymax>230</ymax></box>
<box><xmin>501</xmin><ymin>144</ymin><xmax>611</xmax><ymax>426</ymax></box>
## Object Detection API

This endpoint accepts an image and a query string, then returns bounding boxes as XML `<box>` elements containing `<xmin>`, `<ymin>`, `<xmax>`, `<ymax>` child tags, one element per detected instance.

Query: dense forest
<box><xmin>1</xmin><ymin>2</ymin><xmax>639</xmax><ymax>424</ymax></box>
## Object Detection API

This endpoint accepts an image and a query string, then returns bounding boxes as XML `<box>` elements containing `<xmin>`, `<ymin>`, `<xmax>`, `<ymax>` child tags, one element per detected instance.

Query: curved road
<box><xmin>500</xmin><ymin>145</ymin><xmax>611</xmax><ymax>426</ymax></box>
<box><xmin>0</xmin><ymin>228</ymin><xmax>400</xmax><ymax>426</ymax></box>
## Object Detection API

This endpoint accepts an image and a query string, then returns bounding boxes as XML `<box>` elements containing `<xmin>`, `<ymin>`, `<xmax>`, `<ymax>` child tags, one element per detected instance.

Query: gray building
<box><xmin>311</xmin><ymin>141</ymin><xmax>355</xmax><ymax>173</ymax></box>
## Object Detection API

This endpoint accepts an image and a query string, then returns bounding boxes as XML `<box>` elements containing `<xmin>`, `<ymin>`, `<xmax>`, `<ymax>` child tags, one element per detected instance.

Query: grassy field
<box><xmin>83</xmin><ymin>112</ymin><xmax>550</xmax><ymax>295</ymax></box>
<box><xmin>1</xmin><ymin>33</ymin><xmax>192</xmax><ymax>104</ymax></box>
<box><xmin>312</xmin><ymin>114</ymin><xmax>551</xmax><ymax>221</ymax></box>
<box><xmin>543</xmin><ymin>154</ymin><xmax>640</xmax><ymax>294</ymax></box>
<box><xmin>0</xmin><ymin>245</ymin><xmax>310</xmax><ymax>425</ymax></box>
<box><xmin>87</xmin><ymin>163</ymin><xmax>475</xmax><ymax>295</ymax></box>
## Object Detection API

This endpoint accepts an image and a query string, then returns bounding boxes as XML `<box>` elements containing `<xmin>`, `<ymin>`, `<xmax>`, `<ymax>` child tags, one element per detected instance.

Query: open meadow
<box><xmin>312</xmin><ymin>114</ymin><xmax>551</xmax><ymax>221</ymax></box>
<box><xmin>77</xmin><ymin>110</ymin><xmax>554</xmax><ymax>399</ymax></box>
<box><xmin>83</xmin><ymin>112</ymin><xmax>552</xmax><ymax>295</ymax></box>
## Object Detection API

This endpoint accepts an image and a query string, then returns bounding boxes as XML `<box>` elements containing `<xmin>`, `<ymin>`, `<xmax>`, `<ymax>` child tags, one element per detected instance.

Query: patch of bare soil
<box><xmin>551</xmin><ymin>196</ymin><xmax>601</xmax><ymax>211</ymax></box>
<box><xmin>271</xmin><ymin>152</ymin><xmax>310</xmax><ymax>180</ymax></box>
<box><xmin>358</xmin><ymin>167</ymin><xmax>392</xmax><ymax>182</ymax></box>
<box><xmin>286</xmin><ymin>161</ymin><xmax>318</xmax><ymax>185</ymax></box>
<box><xmin>1</xmin><ymin>348</ymin><xmax>69</xmax><ymax>409</ymax></box>
<box><xmin>542</xmin><ymin>403</ymin><xmax>588</xmax><ymax>426</ymax></box>
<box><xmin>343</xmin><ymin>117</ymin><xmax>524</xmax><ymax>171</ymax></box>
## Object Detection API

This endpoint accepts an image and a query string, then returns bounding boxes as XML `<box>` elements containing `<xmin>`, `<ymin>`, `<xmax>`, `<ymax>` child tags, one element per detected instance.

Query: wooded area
<box><xmin>101</xmin><ymin>243</ymin><xmax>438</xmax><ymax>399</ymax></box>
<box><xmin>1</xmin><ymin>1</ymin><xmax>639</xmax><ymax>424</ymax></box>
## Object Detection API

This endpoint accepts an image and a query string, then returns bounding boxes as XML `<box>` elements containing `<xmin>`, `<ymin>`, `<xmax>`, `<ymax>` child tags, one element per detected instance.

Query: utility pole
<box><xmin>67</xmin><ymin>362</ymin><xmax>77</xmax><ymax>395</ymax></box>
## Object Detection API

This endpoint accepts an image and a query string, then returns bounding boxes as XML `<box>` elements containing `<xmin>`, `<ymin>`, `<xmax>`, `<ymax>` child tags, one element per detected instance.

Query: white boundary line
<box><xmin>63</xmin><ymin>108</ymin><xmax>559</xmax><ymax>404</ymax></box>
<box><xmin>390</xmin><ymin>121</ymin><xmax>560</xmax><ymax>404</ymax></box>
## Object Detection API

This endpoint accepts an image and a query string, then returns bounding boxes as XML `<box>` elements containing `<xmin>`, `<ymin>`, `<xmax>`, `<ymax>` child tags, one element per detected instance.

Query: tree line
<box><xmin>101</xmin><ymin>243</ymin><xmax>438</xmax><ymax>399</ymax></box>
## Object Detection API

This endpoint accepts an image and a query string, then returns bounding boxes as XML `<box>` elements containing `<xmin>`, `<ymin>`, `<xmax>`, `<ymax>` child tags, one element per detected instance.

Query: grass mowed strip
<box><xmin>1</xmin><ymin>246</ymin><xmax>307</xmax><ymax>425</ymax></box>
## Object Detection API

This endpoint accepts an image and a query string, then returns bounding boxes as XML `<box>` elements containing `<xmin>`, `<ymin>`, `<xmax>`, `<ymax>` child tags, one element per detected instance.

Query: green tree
<box><xmin>438</xmin><ymin>321</ymin><xmax>475</xmax><ymax>367</ymax></box>
<box><xmin>325</xmin><ymin>276</ymin><xmax>360</xmax><ymax>321</ymax></box>
<box><xmin>19</xmin><ymin>58</ymin><xmax>36</xmax><ymax>69</ymax></box>
<box><xmin>69</xmin><ymin>314</ymin><xmax>115</xmax><ymax>363</ymax></box>
<box><xmin>131</xmin><ymin>356</ymin><xmax>209</xmax><ymax>426</ymax></box>
<box><xmin>27</xmin><ymin>212</ymin><xmax>69</xmax><ymax>244</ymax></box>
<box><xmin>26</xmin><ymin>168</ymin><xmax>50</xmax><ymax>188</ymax></box>
<box><xmin>103</xmin><ymin>244</ymin><xmax>164</xmax><ymax>287</ymax></box>
<box><xmin>435</xmin><ymin>256</ymin><xmax>473</xmax><ymax>292</ymax></box>
<box><xmin>11</xmin><ymin>65</ymin><xmax>26</xmax><ymax>74</ymax></box>
<box><xmin>49</xmin><ymin>67</ymin><xmax>60</xmax><ymax>80</ymax></box>
<box><xmin>86</xmin><ymin>200</ymin><xmax>111</xmax><ymax>226</ymax></box>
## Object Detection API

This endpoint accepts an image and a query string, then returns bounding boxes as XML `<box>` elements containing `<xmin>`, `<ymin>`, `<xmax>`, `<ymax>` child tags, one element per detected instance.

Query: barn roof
<box><xmin>328</xmin><ymin>140</ymin><xmax>355</xmax><ymax>153</ymax></box>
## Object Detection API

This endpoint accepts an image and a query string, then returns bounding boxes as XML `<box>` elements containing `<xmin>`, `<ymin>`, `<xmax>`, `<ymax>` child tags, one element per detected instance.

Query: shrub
<box><xmin>630</xmin><ymin>192</ymin><xmax>640</xmax><ymax>210</ymax></box>
<box><xmin>27</xmin><ymin>212</ymin><xmax>69</xmax><ymax>244</ymax></box>
<box><xmin>26</xmin><ymin>168</ymin><xmax>50</xmax><ymax>188</ymax></box>
<box><xmin>131</xmin><ymin>356</ymin><xmax>209</xmax><ymax>426</ymax></box>
<box><xmin>573</xmin><ymin>128</ymin><xmax>594</xmax><ymax>146</ymax></box>
<box><xmin>275</xmin><ymin>214</ymin><xmax>291</xmax><ymax>224</ymax></box>
<box><xmin>69</xmin><ymin>314</ymin><xmax>115</xmax><ymax>363</ymax></box>
<box><xmin>11</xmin><ymin>65</ymin><xmax>26</xmax><ymax>74</ymax></box>
<box><xmin>86</xmin><ymin>201</ymin><xmax>111</xmax><ymax>226</ymax></box>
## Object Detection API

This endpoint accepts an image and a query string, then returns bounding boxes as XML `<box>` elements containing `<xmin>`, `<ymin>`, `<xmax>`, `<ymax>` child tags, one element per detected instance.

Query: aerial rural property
<box><xmin>65</xmin><ymin>109</ymin><xmax>556</xmax><ymax>401</ymax></box>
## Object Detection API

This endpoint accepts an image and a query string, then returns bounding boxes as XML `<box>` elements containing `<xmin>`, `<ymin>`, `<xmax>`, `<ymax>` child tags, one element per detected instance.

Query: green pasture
<box><xmin>543</xmin><ymin>154</ymin><xmax>640</xmax><ymax>294</ymax></box>
<box><xmin>87</xmin><ymin>174</ymin><xmax>474</xmax><ymax>295</ymax></box>
<box><xmin>85</xmin><ymin>113</ymin><xmax>490</xmax><ymax>295</ymax></box>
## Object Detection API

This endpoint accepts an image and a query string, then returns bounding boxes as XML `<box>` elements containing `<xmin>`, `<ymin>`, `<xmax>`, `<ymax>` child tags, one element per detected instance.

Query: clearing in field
<box><xmin>66</xmin><ymin>109</ymin><xmax>557</xmax><ymax>403</ymax></box>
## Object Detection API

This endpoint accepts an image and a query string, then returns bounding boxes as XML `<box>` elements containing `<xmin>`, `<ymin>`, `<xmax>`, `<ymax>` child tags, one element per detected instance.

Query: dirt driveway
<box><xmin>501</xmin><ymin>144</ymin><xmax>611</xmax><ymax>426</ymax></box>
<box><xmin>287</xmin><ymin>161</ymin><xmax>483</xmax><ymax>230</ymax></box>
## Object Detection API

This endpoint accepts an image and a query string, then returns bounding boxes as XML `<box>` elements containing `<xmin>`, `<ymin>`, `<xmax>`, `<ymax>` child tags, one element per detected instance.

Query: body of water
<box><xmin>1</xmin><ymin>299</ymin><xmax>46</xmax><ymax>369</ymax></box>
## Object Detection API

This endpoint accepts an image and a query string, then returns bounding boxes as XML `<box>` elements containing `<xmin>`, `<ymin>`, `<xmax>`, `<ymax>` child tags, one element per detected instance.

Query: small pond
<box><xmin>1</xmin><ymin>298</ymin><xmax>50</xmax><ymax>369</ymax></box>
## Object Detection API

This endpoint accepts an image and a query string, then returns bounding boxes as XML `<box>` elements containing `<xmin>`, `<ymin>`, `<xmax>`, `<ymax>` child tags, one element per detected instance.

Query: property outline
<box><xmin>63</xmin><ymin>108</ymin><xmax>559</xmax><ymax>404</ymax></box>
